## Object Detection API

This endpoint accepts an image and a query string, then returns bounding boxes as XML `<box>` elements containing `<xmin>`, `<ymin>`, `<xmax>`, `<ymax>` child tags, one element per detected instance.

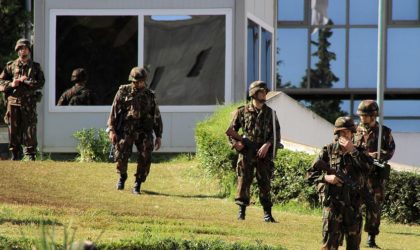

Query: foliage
<box><xmin>73</xmin><ymin>128</ymin><xmax>109</xmax><ymax>162</ymax></box>
<box><xmin>383</xmin><ymin>170</ymin><xmax>420</xmax><ymax>224</ymax></box>
<box><xmin>196</xmin><ymin>103</ymin><xmax>240</xmax><ymax>197</ymax></box>
<box><xmin>300</xmin><ymin>20</ymin><xmax>347</xmax><ymax>123</ymax></box>
<box><xmin>0</xmin><ymin>0</ymin><xmax>31</xmax><ymax>125</ymax></box>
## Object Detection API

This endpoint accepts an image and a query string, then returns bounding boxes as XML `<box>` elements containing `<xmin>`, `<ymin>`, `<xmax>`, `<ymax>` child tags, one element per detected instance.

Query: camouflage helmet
<box><xmin>71</xmin><ymin>68</ymin><xmax>88</xmax><ymax>83</ymax></box>
<box><xmin>15</xmin><ymin>38</ymin><xmax>31</xmax><ymax>52</ymax></box>
<box><xmin>128</xmin><ymin>67</ymin><xmax>147</xmax><ymax>82</ymax></box>
<box><xmin>357</xmin><ymin>100</ymin><xmax>379</xmax><ymax>116</ymax></box>
<box><xmin>248</xmin><ymin>80</ymin><xmax>269</xmax><ymax>97</ymax></box>
<box><xmin>334</xmin><ymin>116</ymin><xmax>356</xmax><ymax>134</ymax></box>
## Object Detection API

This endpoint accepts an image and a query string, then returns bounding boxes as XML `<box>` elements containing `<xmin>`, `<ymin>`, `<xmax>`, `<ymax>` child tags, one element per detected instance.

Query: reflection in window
<box><xmin>384</xmin><ymin>100</ymin><xmax>420</xmax><ymax>116</ymax></box>
<box><xmin>388</xmin><ymin>28</ymin><xmax>420</xmax><ymax>88</ymax></box>
<box><xmin>261</xmin><ymin>28</ymin><xmax>273</xmax><ymax>88</ymax></box>
<box><xmin>56</xmin><ymin>16</ymin><xmax>138</xmax><ymax>105</ymax></box>
<box><xmin>350</xmin><ymin>0</ymin><xmax>378</xmax><ymax>25</ymax></box>
<box><xmin>144</xmin><ymin>15</ymin><xmax>225</xmax><ymax>105</ymax></box>
<box><xmin>277</xmin><ymin>28</ymin><xmax>307</xmax><ymax>87</ymax></box>
<box><xmin>328</xmin><ymin>0</ymin><xmax>346</xmax><ymax>25</ymax></box>
<box><xmin>349</xmin><ymin>29</ymin><xmax>377</xmax><ymax>88</ymax></box>
<box><xmin>278</xmin><ymin>0</ymin><xmax>304</xmax><ymax>21</ymax></box>
<box><xmin>392</xmin><ymin>0</ymin><xmax>419</xmax><ymax>21</ymax></box>
<box><xmin>247</xmin><ymin>20</ymin><xmax>259</xmax><ymax>90</ymax></box>
<box><xmin>311</xmin><ymin>28</ymin><xmax>345</xmax><ymax>88</ymax></box>
<box><xmin>384</xmin><ymin>119</ymin><xmax>420</xmax><ymax>132</ymax></box>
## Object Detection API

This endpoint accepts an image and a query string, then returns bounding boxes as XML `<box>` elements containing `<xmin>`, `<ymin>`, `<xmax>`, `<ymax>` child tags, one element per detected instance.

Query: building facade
<box><xmin>33</xmin><ymin>0</ymin><xmax>276</xmax><ymax>152</ymax></box>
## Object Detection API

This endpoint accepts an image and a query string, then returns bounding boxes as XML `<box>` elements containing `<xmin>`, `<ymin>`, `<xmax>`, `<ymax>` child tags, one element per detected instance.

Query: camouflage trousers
<box><xmin>4</xmin><ymin>103</ymin><xmax>38</xmax><ymax>156</ymax></box>
<box><xmin>322</xmin><ymin>204</ymin><xmax>362</xmax><ymax>250</ymax></box>
<box><xmin>235</xmin><ymin>149</ymin><xmax>273</xmax><ymax>208</ymax></box>
<box><xmin>114</xmin><ymin>132</ymin><xmax>153</xmax><ymax>182</ymax></box>
<box><xmin>364</xmin><ymin>177</ymin><xmax>385</xmax><ymax>235</ymax></box>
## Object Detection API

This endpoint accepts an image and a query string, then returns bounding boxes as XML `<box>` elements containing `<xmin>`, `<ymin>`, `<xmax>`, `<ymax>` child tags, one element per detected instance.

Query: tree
<box><xmin>300</xmin><ymin>20</ymin><xmax>347</xmax><ymax>123</ymax></box>
<box><xmin>0</xmin><ymin>0</ymin><xmax>30</xmax><ymax>124</ymax></box>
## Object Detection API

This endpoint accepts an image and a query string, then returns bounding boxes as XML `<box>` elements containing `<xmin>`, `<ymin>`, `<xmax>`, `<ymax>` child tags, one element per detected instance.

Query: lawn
<box><xmin>0</xmin><ymin>158</ymin><xmax>419</xmax><ymax>249</ymax></box>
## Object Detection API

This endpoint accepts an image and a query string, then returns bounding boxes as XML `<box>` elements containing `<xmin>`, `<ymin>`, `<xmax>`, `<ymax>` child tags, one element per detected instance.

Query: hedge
<box><xmin>196</xmin><ymin>103</ymin><xmax>420</xmax><ymax>224</ymax></box>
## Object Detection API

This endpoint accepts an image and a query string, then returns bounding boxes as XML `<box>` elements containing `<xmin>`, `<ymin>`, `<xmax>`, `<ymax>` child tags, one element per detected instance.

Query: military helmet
<box><xmin>248</xmin><ymin>80</ymin><xmax>269</xmax><ymax>97</ymax></box>
<box><xmin>128</xmin><ymin>67</ymin><xmax>147</xmax><ymax>82</ymax></box>
<box><xmin>334</xmin><ymin>116</ymin><xmax>356</xmax><ymax>134</ymax></box>
<box><xmin>15</xmin><ymin>38</ymin><xmax>31</xmax><ymax>52</ymax></box>
<box><xmin>357</xmin><ymin>100</ymin><xmax>379</xmax><ymax>116</ymax></box>
<box><xmin>71</xmin><ymin>68</ymin><xmax>88</xmax><ymax>83</ymax></box>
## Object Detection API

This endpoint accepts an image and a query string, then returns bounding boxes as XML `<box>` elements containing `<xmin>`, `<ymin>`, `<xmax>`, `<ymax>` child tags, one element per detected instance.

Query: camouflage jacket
<box><xmin>306</xmin><ymin>142</ymin><xmax>373</xmax><ymax>205</ymax></box>
<box><xmin>228</xmin><ymin>102</ymin><xmax>281</xmax><ymax>148</ymax></box>
<box><xmin>0</xmin><ymin>58</ymin><xmax>45</xmax><ymax>106</ymax></box>
<box><xmin>57</xmin><ymin>84</ymin><xmax>96</xmax><ymax>106</ymax></box>
<box><xmin>107</xmin><ymin>83</ymin><xmax>162</xmax><ymax>138</ymax></box>
<box><xmin>354</xmin><ymin>122</ymin><xmax>395</xmax><ymax>162</ymax></box>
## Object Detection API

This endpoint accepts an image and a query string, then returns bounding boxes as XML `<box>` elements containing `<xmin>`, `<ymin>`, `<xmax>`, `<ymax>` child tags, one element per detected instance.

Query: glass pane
<box><xmin>311</xmin><ymin>28</ymin><xmax>345</xmax><ymax>88</ymax></box>
<box><xmin>350</xmin><ymin>0</ymin><xmax>378</xmax><ymax>25</ymax></box>
<box><xmin>387</xmin><ymin>28</ymin><xmax>420</xmax><ymax>88</ymax></box>
<box><xmin>349</xmin><ymin>28</ymin><xmax>378</xmax><ymax>88</ymax></box>
<box><xmin>56</xmin><ymin>16</ymin><xmax>138</xmax><ymax>105</ymax></box>
<box><xmin>247</xmin><ymin>20</ymin><xmax>259</xmax><ymax>90</ymax></box>
<box><xmin>392</xmin><ymin>0</ymin><xmax>419</xmax><ymax>21</ymax></box>
<box><xmin>340</xmin><ymin>100</ymin><xmax>351</xmax><ymax>114</ymax></box>
<box><xmin>277</xmin><ymin>28</ymin><xmax>308</xmax><ymax>88</ymax></box>
<box><xmin>261</xmin><ymin>28</ymin><xmax>273</xmax><ymax>88</ymax></box>
<box><xmin>384</xmin><ymin>119</ymin><xmax>420</xmax><ymax>132</ymax></box>
<box><xmin>328</xmin><ymin>0</ymin><xmax>346</xmax><ymax>25</ymax></box>
<box><xmin>278</xmin><ymin>0</ymin><xmax>304</xmax><ymax>21</ymax></box>
<box><xmin>384</xmin><ymin>100</ymin><xmax>420</xmax><ymax>116</ymax></box>
<box><xmin>144</xmin><ymin>15</ymin><xmax>225</xmax><ymax>105</ymax></box>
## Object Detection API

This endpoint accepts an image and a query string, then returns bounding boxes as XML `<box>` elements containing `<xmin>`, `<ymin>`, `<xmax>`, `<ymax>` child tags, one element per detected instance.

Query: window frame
<box><xmin>245</xmin><ymin>13</ymin><xmax>275</xmax><ymax>92</ymax></box>
<box><xmin>49</xmin><ymin>8</ymin><xmax>233</xmax><ymax>113</ymax></box>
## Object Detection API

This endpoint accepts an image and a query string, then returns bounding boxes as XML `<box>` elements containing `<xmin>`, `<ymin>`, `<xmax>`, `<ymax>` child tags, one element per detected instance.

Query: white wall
<box><xmin>266</xmin><ymin>91</ymin><xmax>334</xmax><ymax>149</ymax></box>
<box><xmin>392</xmin><ymin>133</ymin><xmax>420</xmax><ymax>167</ymax></box>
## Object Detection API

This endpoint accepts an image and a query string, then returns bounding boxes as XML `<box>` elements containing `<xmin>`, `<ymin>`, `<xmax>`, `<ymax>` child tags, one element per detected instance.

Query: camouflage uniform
<box><xmin>0</xmin><ymin>39</ymin><xmax>45</xmax><ymax>159</ymax></box>
<box><xmin>107</xmin><ymin>67</ymin><xmax>162</xmax><ymax>192</ymax></box>
<box><xmin>307</xmin><ymin>117</ymin><xmax>373</xmax><ymax>250</ymax></box>
<box><xmin>57</xmin><ymin>68</ymin><xmax>96</xmax><ymax>106</ymax></box>
<box><xmin>354</xmin><ymin>122</ymin><xmax>395</xmax><ymax>236</ymax></box>
<box><xmin>229</xmin><ymin>102</ymin><xmax>280</xmax><ymax>209</ymax></box>
<box><xmin>57</xmin><ymin>85</ymin><xmax>96</xmax><ymax>105</ymax></box>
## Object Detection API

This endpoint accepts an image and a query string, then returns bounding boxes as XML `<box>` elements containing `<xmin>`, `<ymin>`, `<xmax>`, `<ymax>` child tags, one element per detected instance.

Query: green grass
<box><xmin>0</xmin><ymin>160</ymin><xmax>419</xmax><ymax>249</ymax></box>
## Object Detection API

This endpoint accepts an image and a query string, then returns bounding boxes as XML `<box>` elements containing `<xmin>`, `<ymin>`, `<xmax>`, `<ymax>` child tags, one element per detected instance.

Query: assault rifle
<box><xmin>225</xmin><ymin>126</ymin><xmax>258</xmax><ymax>153</ymax></box>
<box><xmin>108</xmin><ymin>110</ymin><xmax>124</xmax><ymax>162</ymax></box>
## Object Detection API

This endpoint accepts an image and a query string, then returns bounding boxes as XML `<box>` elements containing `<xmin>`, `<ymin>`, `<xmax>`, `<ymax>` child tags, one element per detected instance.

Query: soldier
<box><xmin>354</xmin><ymin>100</ymin><xmax>395</xmax><ymax>248</ymax></box>
<box><xmin>226</xmin><ymin>80</ymin><xmax>281</xmax><ymax>222</ymax></box>
<box><xmin>0</xmin><ymin>38</ymin><xmax>45</xmax><ymax>161</ymax></box>
<box><xmin>107</xmin><ymin>67</ymin><xmax>162</xmax><ymax>195</ymax></box>
<box><xmin>57</xmin><ymin>68</ymin><xmax>96</xmax><ymax>105</ymax></box>
<box><xmin>307</xmin><ymin>116</ymin><xmax>373</xmax><ymax>250</ymax></box>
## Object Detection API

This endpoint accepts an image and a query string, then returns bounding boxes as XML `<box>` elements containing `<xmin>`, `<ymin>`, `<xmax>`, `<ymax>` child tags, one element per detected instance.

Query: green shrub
<box><xmin>73</xmin><ymin>128</ymin><xmax>109</xmax><ymax>162</ymax></box>
<box><xmin>196</xmin><ymin>103</ymin><xmax>239</xmax><ymax>197</ymax></box>
<box><xmin>383</xmin><ymin>170</ymin><xmax>420</xmax><ymax>224</ymax></box>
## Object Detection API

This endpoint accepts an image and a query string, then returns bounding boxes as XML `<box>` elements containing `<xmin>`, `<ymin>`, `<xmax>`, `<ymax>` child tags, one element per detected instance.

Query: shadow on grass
<box><xmin>387</xmin><ymin>231</ymin><xmax>420</xmax><ymax>237</ymax></box>
<box><xmin>0</xmin><ymin>218</ymin><xmax>62</xmax><ymax>226</ymax></box>
<box><xmin>142</xmin><ymin>190</ymin><xmax>223</xmax><ymax>199</ymax></box>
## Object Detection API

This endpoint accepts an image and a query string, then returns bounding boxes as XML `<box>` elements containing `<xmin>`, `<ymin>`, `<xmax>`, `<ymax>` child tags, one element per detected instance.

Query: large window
<box><xmin>277</xmin><ymin>0</ymin><xmax>420</xmax><ymax>131</ymax></box>
<box><xmin>247</xmin><ymin>16</ymin><xmax>274</xmax><ymax>93</ymax></box>
<box><xmin>49</xmin><ymin>9</ymin><xmax>232</xmax><ymax>111</ymax></box>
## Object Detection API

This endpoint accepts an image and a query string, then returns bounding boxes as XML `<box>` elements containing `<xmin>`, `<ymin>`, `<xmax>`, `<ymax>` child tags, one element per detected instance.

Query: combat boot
<box><xmin>237</xmin><ymin>205</ymin><xmax>246</xmax><ymax>220</ymax></box>
<box><xmin>116</xmin><ymin>173</ymin><xmax>128</xmax><ymax>190</ymax></box>
<box><xmin>263</xmin><ymin>207</ymin><xmax>276</xmax><ymax>223</ymax></box>
<box><xmin>11</xmin><ymin>149</ymin><xmax>19</xmax><ymax>161</ymax></box>
<box><xmin>367</xmin><ymin>234</ymin><xmax>380</xmax><ymax>248</ymax></box>
<box><xmin>28</xmin><ymin>154</ymin><xmax>36</xmax><ymax>161</ymax></box>
<box><xmin>132</xmin><ymin>180</ymin><xmax>141</xmax><ymax>195</ymax></box>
